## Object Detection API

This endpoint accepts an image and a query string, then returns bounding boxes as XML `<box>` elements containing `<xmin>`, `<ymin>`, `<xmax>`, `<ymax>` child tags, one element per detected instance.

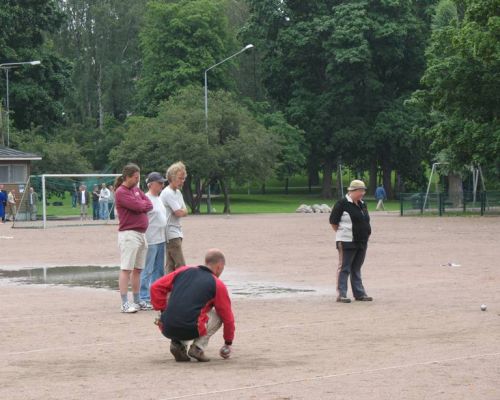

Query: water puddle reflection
<box><xmin>0</xmin><ymin>266</ymin><xmax>315</xmax><ymax>298</ymax></box>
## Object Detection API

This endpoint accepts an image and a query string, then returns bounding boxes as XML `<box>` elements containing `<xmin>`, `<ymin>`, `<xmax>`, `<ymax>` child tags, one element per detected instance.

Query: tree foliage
<box><xmin>416</xmin><ymin>0</ymin><xmax>499</xmax><ymax>175</ymax></box>
<box><xmin>110</xmin><ymin>86</ymin><xmax>279</xmax><ymax>213</ymax></box>
<box><xmin>243</xmin><ymin>0</ymin><xmax>434</xmax><ymax>197</ymax></box>
<box><xmin>137</xmin><ymin>0</ymin><xmax>236</xmax><ymax>114</ymax></box>
<box><xmin>0</xmin><ymin>0</ymin><xmax>71</xmax><ymax>134</ymax></box>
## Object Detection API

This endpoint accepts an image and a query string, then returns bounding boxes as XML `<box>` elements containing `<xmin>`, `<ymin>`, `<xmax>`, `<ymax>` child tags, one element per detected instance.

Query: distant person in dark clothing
<box><xmin>375</xmin><ymin>184</ymin><xmax>387</xmax><ymax>211</ymax></box>
<box><xmin>92</xmin><ymin>184</ymin><xmax>99</xmax><ymax>220</ymax></box>
<box><xmin>72</xmin><ymin>184</ymin><xmax>78</xmax><ymax>208</ymax></box>
<box><xmin>151</xmin><ymin>249</ymin><xmax>235</xmax><ymax>362</ymax></box>
<box><xmin>0</xmin><ymin>184</ymin><xmax>6</xmax><ymax>223</ymax></box>
<box><xmin>329</xmin><ymin>180</ymin><xmax>372</xmax><ymax>303</ymax></box>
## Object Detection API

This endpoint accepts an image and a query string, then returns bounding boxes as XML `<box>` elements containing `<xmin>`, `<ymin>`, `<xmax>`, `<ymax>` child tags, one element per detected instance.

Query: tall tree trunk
<box><xmin>382</xmin><ymin>164</ymin><xmax>393</xmax><ymax>199</ymax></box>
<box><xmin>368</xmin><ymin>160</ymin><xmax>377</xmax><ymax>196</ymax></box>
<box><xmin>448</xmin><ymin>172</ymin><xmax>463</xmax><ymax>207</ymax></box>
<box><xmin>97</xmin><ymin>63</ymin><xmax>104</xmax><ymax>131</ymax></box>
<box><xmin>261</xmin><ymin>183</ymin><xmax>266</xmax><ymax>194</ymax></box>
<box><xmin>336</xmin><ymin>161</ymin><xmax>343</xmax><ymax>199</ymax></box>
<box><xmin>220</xmin><ymin>179</ymin><xmax>231</xmax><ymax>214</ymax></box>
<box><xmin>321</xmin><ymin>159</ymin><xmax>334</xmax><ymax>199</ymax></box>
<box><xmin>308</xmin><ymin>164</ymin><xmax>319</xmax><ymax>193</ymax></box>
<box><xmin>182</xmin><ymin>175</ymin><xmax>194</xmax><ymax>213</ymax></box>
<box><xmin>284</xmin><ymin>177</ymin><xmax>289</xmax><ymax>195</ymax></box>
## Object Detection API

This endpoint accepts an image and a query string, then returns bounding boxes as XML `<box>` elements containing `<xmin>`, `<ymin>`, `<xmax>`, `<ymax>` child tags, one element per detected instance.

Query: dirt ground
<box><xmin>1</xmin><ymin>212</ymin><xmax>499</xmax><ymax>400</ymax></box>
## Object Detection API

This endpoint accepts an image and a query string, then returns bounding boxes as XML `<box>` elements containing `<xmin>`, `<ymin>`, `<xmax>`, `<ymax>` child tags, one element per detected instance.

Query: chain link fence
<box><xmin>400</xmin><ymin>191</ymin><xmax>500</xmax><ymax>216</ymax></box>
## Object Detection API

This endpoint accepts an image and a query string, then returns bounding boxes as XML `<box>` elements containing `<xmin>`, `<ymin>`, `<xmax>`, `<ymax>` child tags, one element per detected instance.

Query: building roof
<box><xmin>0</xmin><ymin>146</ymin><xmax>42</xmax><ymax>161</ymax></box>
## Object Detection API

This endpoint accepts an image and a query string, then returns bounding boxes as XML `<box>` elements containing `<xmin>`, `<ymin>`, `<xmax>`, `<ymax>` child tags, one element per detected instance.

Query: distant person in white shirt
<box><xmin>139</xmin><ymin>172</ymin><xmax>168</xmax><ymax>309</ymax></box>
<box><xmin>28</xmin><ymin>187</ymin><xmax>38</xmax><ymax>221</ymax></box>
<box><xmin>78</xmin><ymin>185</ymin><xmax>90</xmax><ymax>221</ymax></box>
<box><xmin>99</xmin><ymin>182</ymin><xmax>111</xmax><ymax>220</ymax></box>
<box><xmin>160</xmin><ymin>162</ymin><xmax>188</xmax><ymax>273</ymax></box>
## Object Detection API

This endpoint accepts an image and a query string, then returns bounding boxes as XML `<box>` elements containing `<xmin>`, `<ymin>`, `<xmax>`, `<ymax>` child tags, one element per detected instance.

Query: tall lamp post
<box><xmin>203</xmin><ymin>44</ymin><xmax>254</xmax><ymax>213</ymax></box>
<box><xmin>0</xmin><ymin>60</ymin><xmax>41</xmax><ymax>147</ymax></box>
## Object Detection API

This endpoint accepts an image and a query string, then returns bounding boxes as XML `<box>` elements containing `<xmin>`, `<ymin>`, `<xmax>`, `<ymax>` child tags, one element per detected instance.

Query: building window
<box><xmin>0</xmin><ymin>164</ymin><xmax>28</xmax><ymax>183</ymax></box>
<box><xmin>0</xmin><ymin>166</ymin><xmax>8</xmax><ymax>182</ymax></box>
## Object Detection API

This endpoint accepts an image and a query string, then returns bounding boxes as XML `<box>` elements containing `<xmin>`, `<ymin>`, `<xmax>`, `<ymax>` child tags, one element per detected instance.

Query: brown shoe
<box><xmin>336</xmin><ymin>296</ymin><xmax>351</xmax><ymax>303</ymax></box>
<box><xmin>170</xmin><ymin>340</ymin><xmax>190</xmax><ymax>362</ymax></box>
<box><xmin>355</xmin><ymin>296</ymin><xmax>373</xmax><ymax>302</ymax></box>
<box><xmin>188</xmin><ymin>344</ymin><xmax>210</xmax><ymax>362</ymax></box>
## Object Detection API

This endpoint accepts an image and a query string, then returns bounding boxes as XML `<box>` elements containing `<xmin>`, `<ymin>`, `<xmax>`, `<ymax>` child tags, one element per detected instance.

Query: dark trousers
<box><xmin>93</xmin><ymin>202</ymin><xmax>99</xmax><ymax>220</ymax></box>
<box><xmin>336</xmin><ymin>242</ymin><xmax>368</xmax><ymax>298</ymax></box>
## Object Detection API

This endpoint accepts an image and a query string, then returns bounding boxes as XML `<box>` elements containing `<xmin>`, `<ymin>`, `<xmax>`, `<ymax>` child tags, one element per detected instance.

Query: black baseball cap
<box><xmin>146</xmin><ymin>172</ymin><xmax>167</xmax><ymax>184</ymax></box>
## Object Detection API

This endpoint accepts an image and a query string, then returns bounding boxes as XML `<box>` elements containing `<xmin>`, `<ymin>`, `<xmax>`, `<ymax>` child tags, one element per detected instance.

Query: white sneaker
<box><xmin>121</xmin><ymin>302</ymin><xmax>138</xmax><ymax>313</ymax></box>
<box><xmin>136</xmin><ymin>301</ymin><xmax>153</xmax><ymax>311</ymax></box>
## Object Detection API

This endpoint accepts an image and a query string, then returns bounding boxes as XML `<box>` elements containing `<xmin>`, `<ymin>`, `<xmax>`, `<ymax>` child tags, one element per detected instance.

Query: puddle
<box><xmin>0</xmin><ymin>266</ymin><xmax>316</xmax><ymax>298</ymax></box>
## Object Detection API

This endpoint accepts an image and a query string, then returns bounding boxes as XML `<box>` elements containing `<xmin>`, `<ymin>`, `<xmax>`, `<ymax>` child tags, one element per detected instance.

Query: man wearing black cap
<box><xmin>139</xmin><ymin>172</ymin><xmax>168</xmax><ymax>310</ymax></box>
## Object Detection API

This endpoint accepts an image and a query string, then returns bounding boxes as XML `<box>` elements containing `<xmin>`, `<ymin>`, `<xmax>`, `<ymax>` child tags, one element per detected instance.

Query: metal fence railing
<box><xmin>400</xmin><ymin>191</ymin><xmax>500</xmax><ymax>216</ymax></box>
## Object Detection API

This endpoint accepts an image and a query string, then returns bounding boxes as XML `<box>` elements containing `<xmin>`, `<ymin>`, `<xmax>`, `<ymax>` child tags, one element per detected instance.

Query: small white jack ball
<box><xmin>480</xmin><ymin>304</ymin><xmax>487</xmax><ymax>311</ymax></box>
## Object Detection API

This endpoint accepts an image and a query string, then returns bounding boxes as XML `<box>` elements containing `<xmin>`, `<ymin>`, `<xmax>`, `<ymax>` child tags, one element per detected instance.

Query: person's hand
<box><xmin>219</xmin><ymin>344</ymin><xmax>231</xmax><ymax>359</ymax></box>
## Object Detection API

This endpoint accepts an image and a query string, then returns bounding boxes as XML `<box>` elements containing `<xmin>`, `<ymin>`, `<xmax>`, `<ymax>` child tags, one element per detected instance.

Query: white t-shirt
<box><xmin>99</xmin><ymin>187</ymin><xmax>110</xmax><ymax>201</ymax></box>
<box><xmin>145</xmin><ymin>193</ymin><xmax>167</xmax><ymax>245</ymax></box>
<box><xmin>159</xmin><ymin>186</ymin><xmax>186</xmax><ymax>241</ymax></box>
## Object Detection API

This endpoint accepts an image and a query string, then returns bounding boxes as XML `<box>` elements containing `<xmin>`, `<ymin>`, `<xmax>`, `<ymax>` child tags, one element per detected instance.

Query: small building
<box><xmin>0</xmin><ymin>146</ymin><xmax>42</xmax><ymax>218</ymax></box>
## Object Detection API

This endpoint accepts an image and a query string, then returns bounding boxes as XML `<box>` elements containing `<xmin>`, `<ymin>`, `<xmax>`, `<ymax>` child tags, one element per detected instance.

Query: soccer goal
<box><xmin>12</xmin><ymin>174</ymin><xmax>121</xmax><ymax>229</ymax></box>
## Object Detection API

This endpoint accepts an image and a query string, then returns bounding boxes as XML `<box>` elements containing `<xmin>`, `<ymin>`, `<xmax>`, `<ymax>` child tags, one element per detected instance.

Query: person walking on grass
<box><xmin>160</xmin><ymin>162</ymin><xmax>188</xmax><ymax>274</ymax></box>
<box><xmin>375</xmin><ymin>184</ymin><xmax>387</xmax><ymax>211</ymax></box>
<box><xmin>114</xmin><ymin>163</ymin><xmax>153</xmax><ymax>313</ymax></box>
<box><xmin>329</xmin><ymin>180</ymin><xmax>373</xmax><ymax>303</ymax></box>
<box><xmin>139</xmin><ymin>172</ymin><xmax>168</xmax><ymax>310</ymax></box>
<box><xmin>151</xmin><ymin>249</ymin><xmax>234</xmax><ymax>362</ymax></box>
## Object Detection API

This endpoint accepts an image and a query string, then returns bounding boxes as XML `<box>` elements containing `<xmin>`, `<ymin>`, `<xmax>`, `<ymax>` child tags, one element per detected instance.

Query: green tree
<box><xmin>243</xmin><ymin>0</ymin><xmax>433</xmax><ymax>197</ymax></box>
<box><xmin>12</xmin><ymin>130</ymin><xmax>91</xmax><ymax>174</ymax></box>
<box><xmin>54</xmin><ymin>0</ymin><xmax>146</xmax><ymax>126</ymax></box>
<box><xmin>137</xmin><ymin>0</ymin><xmax>236</xmax><ymax>114</ymax></box>
<box><xmin>417</xmin><ymin>0</ymin><xmax>499</xmax><ymax>175</ymax></box>
<box><xmin>110</xmin><ymin>86</ymin><xmax>278</xmax><ymax>213</ymax></box>
<box><xmin>0</xmin><ymin>0</ymin><xmax>71</xmax><ymax>135</ymax></box>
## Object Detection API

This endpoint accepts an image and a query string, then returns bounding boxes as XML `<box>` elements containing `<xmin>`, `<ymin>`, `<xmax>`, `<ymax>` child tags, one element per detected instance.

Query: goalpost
<box><xmin>13</xmin><ymin>174</ymin><xmax>121</xmax><ymax>229</ymax></box>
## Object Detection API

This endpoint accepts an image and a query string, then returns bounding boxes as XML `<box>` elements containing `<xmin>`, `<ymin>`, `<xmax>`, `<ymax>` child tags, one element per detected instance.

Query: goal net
<box><xmin>12</xmin><ymin>174</ymin><xmax>121</xmax><ymax>229</ymax></box>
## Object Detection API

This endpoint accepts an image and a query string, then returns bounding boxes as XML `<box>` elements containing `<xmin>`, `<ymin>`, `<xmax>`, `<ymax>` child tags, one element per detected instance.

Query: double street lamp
<box><xmin>203</xmin><ymin>44</ymin><xmax>254</xmax><ymax>213</ymax></box>
<box><xmin>0</xmin><ymin>60</ymin><xmax>41</xmax><ymax>147</ymax></box>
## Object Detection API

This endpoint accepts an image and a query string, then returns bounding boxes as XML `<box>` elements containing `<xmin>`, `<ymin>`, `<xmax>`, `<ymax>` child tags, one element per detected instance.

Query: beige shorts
<box><xmin>118</xmin><ymin>230</ymin><xmax>148</xmax><ymax>270</ymax></box>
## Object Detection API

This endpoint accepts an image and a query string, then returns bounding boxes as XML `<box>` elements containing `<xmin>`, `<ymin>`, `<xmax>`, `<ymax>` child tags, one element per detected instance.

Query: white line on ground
<box><xmin>159</xmin><ymin>351</ymin><xmax>500</xmax><ymax>399</ymax></box>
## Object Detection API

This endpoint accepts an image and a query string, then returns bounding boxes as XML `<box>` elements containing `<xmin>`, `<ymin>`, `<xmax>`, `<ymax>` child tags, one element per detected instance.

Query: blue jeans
<box><xmin>140</xmin><ymin>242</ymin><xmax>166</xmax><ymax>302</ymax></box>
<box><xmin>99</xmin><ymin>200</ymin><xmax>109</xmax><ymax>220</ymax></box>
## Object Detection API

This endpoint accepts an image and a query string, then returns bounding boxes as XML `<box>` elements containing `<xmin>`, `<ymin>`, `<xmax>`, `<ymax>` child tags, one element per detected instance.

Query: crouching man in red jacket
<box><xmin>151</xmin><ymin>248</ymin><xmax>235</xmax><ymax>362</ymax></box>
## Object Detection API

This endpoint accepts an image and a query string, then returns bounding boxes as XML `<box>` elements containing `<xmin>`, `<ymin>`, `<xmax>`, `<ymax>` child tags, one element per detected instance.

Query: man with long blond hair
<box><xmin>160</xmin><ymin>161</ymin><xmax>188</xmax><ymax>273</ymax></box>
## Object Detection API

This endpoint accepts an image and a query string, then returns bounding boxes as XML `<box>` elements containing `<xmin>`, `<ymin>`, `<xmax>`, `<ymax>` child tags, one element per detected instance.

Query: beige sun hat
<box><xmin>347</xmin><ymin>179</ymin><xmax>367</xmax><ymax>191</ymax></box>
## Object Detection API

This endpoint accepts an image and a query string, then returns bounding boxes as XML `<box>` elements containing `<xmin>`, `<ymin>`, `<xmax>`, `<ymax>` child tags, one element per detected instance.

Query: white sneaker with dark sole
<box><xmin>134</xmin><ymin>301</ymin><xmax>153</xmax><ymax>311</ymax></box>
<box><xmin>121</xmin><ymin>302</ymin><xmax>138</xmax><ymax>313</ymax></box>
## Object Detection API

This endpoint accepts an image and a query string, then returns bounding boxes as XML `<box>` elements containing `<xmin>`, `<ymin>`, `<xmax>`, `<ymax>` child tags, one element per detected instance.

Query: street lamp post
<box><xmin>203</xmin><ymin>44</ymin><xmax>254</xmax><ymax>213</ymax></box>
<box><xmin>0</xmin><ymin>60</ymin><xmax>41</xmax><ymax>147</ymax></box>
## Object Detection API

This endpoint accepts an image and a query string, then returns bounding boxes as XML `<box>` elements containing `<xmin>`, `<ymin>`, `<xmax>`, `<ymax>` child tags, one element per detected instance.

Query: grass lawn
<box><xmin>209</xmin><ymin>193</ymin><xmax>399</xmax><ymax>214</ymax></box>
<box><xmin>42</xmin><ymin>191</ymin><xmax>400</xmax><ymax>216</ymax></box>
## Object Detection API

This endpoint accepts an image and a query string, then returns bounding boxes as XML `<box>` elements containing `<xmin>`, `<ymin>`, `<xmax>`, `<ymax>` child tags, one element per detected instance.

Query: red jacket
<box><xmin>115</xmin><ymin>185</ymin><xmax>152</xmax><ymax>233</ymax></box>
<box><xmin>151</xmin><ymin>266</ymin><xmax>235</xmax><ymax>345</ymax></box>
